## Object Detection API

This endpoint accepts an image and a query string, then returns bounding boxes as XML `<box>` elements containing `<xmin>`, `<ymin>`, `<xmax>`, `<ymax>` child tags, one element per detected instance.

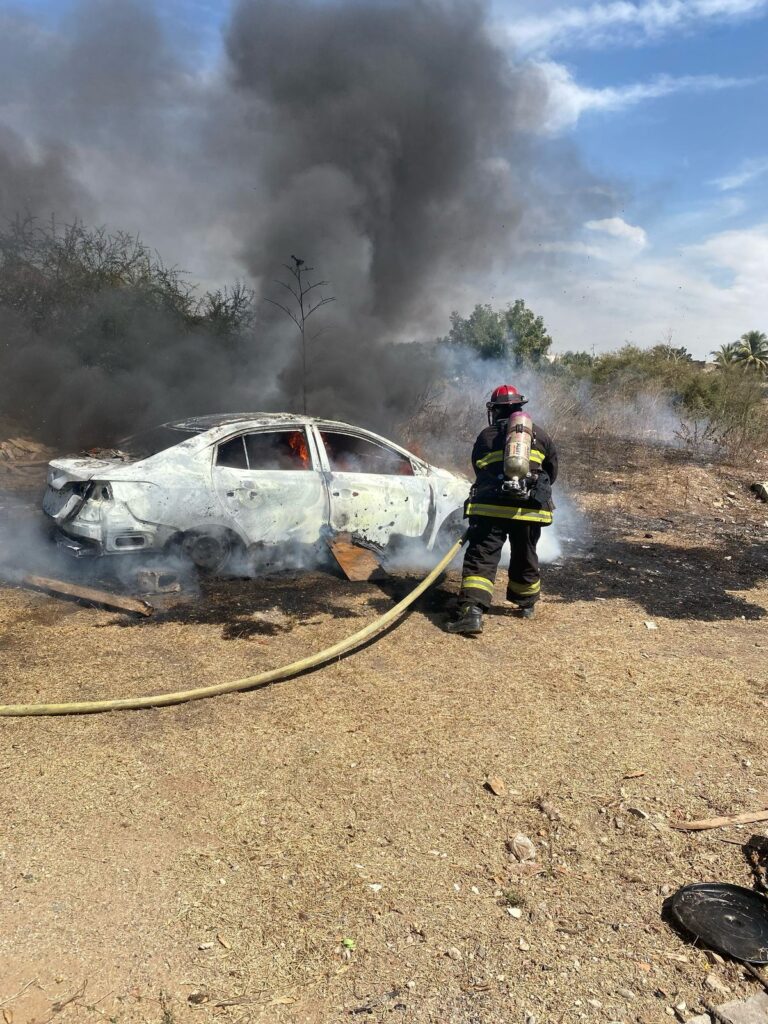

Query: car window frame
<box><xmin>213</xmin><ymin>425</ymin><xmax>320</xmax><ymax>473</ymax></box>
<box><xmin>215</xmin><ymin>434</ymin><xmax>249</xmax><ymax>470</ymax></box>
<box><xmin>313</xmin><ymin>426</ymin><xmax>420</xmax><ymax>477</ymax></box>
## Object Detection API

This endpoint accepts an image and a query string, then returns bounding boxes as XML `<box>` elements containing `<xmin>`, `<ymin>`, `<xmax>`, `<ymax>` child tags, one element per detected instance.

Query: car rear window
<box><xmin>217</xmin><ymin>436</ymin><xmax>248</xmax><ymax>469</ymax></box>
<box><xmin>117</xmin><ymin>425</ymin><xmax>199</xmax><ymax>459</ymax></box>
<box><xmin>216</xmin><ymin>430</ymin><xmax>312</xmax><ymax>471</ymax></box>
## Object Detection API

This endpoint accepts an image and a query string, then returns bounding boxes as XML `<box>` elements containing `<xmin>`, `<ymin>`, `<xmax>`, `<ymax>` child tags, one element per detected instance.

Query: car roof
<box><xmin>168</xmin><ymin>413</ymin><xmax>378</xmax><ymax>433</ymax></box>
<box><xmin>169</xmin><ymin>413</ymin><xmax>305</xmax><ymax>431</ymax></box>
<box><xmin>164</xmin><ymin>413</ymin><xmax>431</xmax><ymax>466</ymax></box>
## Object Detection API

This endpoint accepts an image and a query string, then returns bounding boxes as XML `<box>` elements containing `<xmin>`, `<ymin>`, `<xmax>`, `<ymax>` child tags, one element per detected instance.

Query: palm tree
<box><xmin>734</xmin><ymin>330</ymin><xmax>768</xmax><ymax>375</ymax></box>
<box><xmin>711</xmin><ymin>342</ymin><xmax>740</xmax><ymax>366</ymax></box>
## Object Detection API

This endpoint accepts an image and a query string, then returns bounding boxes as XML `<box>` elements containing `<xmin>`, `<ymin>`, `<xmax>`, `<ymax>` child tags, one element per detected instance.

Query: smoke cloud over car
<box><xmin>0</xmin><ymin>0</ymin><xmax>610</xmax><ymax>448</ymax></box>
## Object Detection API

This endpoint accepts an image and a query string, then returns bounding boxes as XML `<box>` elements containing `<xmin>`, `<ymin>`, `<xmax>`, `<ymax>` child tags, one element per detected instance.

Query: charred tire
<box><xmin>176</xmin><ymin>529</ymin><xmax>241</xmax><ymax>575</ymax></box>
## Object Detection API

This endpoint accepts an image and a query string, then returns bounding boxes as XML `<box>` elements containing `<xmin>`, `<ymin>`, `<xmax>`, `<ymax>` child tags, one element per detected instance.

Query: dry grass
<box><xmin>1</xmin><ymin>441</ymin><xmax>767</xmax><ymax>1024</ymax></box>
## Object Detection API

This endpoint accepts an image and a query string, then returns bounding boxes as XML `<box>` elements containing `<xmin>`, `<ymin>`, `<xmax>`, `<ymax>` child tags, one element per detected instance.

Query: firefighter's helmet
<box><xmin>487</xmin><ymin>384</ymin><xmax>527</xmax><ymax>422</ymax></box>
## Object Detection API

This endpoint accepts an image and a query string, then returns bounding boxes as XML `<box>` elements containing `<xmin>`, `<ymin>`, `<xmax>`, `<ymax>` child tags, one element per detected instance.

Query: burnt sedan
<box><xmin>42</xmin><ymin>414</ymin><xmax>469</xmax><ymax>571</ymax></box>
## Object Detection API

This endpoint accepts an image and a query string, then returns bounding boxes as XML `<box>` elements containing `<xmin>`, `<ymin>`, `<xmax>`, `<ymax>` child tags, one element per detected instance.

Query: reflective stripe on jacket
<box><xmin>465</xmin><ymin>502</ymin><xmax>553</xmax><ymax>524</ymax></box>
<box><xmin>469</xmin><ymin>420</ymin><xmax>558</xmax><ymax>519</ymax></box>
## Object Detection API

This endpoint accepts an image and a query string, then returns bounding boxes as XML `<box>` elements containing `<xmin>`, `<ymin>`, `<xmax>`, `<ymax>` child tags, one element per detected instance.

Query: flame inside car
<box><xmin>287</xmin><ymin>430</ymin><xmax>310</xmax><ymax>468</ymax></box>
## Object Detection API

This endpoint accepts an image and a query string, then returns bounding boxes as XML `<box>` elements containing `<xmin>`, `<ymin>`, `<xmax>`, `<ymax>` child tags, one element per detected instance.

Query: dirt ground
<box><xmin>1</xmin><ymin>438</ymin><xmax>768</xmax><ymax>1024</ymax></box>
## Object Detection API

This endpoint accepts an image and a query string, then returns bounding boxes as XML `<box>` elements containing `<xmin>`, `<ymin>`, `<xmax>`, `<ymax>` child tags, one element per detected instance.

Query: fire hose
<box><xmin>0</xmin><ymin>535</ymin><xmax>466</xmax><ymax>718</ymax></box>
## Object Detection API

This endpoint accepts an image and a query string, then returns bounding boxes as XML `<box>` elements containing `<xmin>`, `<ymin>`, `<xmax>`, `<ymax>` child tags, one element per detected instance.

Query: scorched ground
<box><xmin>1</xmin><ymin>437</ymin><xmax>767</xmax><ymax>1023</ymax></box>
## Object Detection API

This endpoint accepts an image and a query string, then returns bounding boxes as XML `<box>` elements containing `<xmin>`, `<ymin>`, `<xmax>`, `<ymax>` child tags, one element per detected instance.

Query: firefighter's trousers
<box><xmin>459</xmin><ymin>517</ymin><xmax>542</xmax><ymax>610</ymax></box>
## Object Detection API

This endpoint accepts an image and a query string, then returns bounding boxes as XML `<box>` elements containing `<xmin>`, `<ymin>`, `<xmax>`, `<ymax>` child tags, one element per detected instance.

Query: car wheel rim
<box><xmin>183</xmin><ymin>533</ymin><xmax>229</xmax><ymax>571</ymax></box>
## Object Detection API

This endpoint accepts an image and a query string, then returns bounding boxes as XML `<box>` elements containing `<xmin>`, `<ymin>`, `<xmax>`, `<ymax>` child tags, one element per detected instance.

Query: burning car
<box><xmin>42</xmin><ymin>414</ymin><xmax>469</xmax><ymax>571</ymax></box>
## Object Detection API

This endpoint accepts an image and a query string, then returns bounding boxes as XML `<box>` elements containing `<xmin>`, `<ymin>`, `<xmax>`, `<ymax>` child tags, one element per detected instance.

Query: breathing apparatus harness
<box><xmin>500</xmin><ymin>408</ymin><xmax>536</xmax><ymax>498</ymax></box>
<box><xmin>485</xmin><ymin>385</ymin><xmax>538</xmax><ymax>500</ymax></box>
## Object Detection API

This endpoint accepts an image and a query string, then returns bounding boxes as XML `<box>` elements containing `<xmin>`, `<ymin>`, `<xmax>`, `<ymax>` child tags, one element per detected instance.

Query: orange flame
<box><xmin>288</xmin><ymin>431</ymin><xmax>310</xmax><ymax>467</ymax></box>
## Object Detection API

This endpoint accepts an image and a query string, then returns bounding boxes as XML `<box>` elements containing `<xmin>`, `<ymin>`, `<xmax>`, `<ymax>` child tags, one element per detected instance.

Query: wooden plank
<box><xmin>21</xmin><ymin>573</ymin><xmax>153</xmax><ymax>617</ymax></box>
<box><xmin>671</xmin><ymin>808</ymin><xmax>768</xmax><ymax>831</ymax></box>
<box><xmin>327</xmin><ymin>534</ymin><xmax>382</xmax><ymax>582</ymax></box>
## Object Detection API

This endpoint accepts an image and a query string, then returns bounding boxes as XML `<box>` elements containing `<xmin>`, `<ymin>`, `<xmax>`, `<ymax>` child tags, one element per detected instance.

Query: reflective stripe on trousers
<box><xmin>461</xmin><ymin>574</ymin><xmax>495</xmax><ymax>596</ymax></box>
<box><xmin>507</xmin><ymin>578</ymin><xmax>541</xmax><ymax>596</ymax></box>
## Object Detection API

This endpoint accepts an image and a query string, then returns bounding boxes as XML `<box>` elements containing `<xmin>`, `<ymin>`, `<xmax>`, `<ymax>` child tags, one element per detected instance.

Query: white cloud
<box><xmin>585</xmin><ymin>216</ymin><xmax>648</xmax><ymax>247</ymax></box>
<box><xmin>507</xmin><ymin>222</ymin><xmax>768</xmax><ymax>358</ymax></box>
<box><xmin>710</xmin><ymin>156</ymin><xmax>768</xmax><ymax>190</ymax></box>
<box><xmin>507</xmin><ymin>0</ymin><xmax>768</xmax><ymax>55</ymax></box>
<box><xmin>690</xmin><ymin>223</ymin><xmax>768</xmax><ymax>286</ymax></box>
<box><xmin>536</xmin><ymin>60</ymin><xmax>761</xmax><ymax>131</ymax></box>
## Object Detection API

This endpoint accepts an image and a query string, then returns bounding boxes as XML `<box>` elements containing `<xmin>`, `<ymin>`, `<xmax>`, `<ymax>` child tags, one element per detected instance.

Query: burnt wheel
<box><xmin>178</xmin><ymin>530</ymin><xmax>238</xmax><ymax>575</ymax></box>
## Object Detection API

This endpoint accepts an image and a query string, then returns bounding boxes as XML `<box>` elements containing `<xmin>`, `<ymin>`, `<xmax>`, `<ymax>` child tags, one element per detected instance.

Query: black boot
<box><xmin>519</xmin><ymin>605</ymin><xmax>536</xmax><ymax>619</ymax></box>
<box><xmin>445</xmin><ymin>603</ymin><xmax>484</xmax><ymax>634</ymax></box>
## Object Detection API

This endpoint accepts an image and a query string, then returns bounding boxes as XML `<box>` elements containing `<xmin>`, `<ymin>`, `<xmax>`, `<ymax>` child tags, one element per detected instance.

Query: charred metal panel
<box><xmin>212</xmin><ymin>469</ymin><xmax>328</xmax><ymax>544</ymax></box>
<box><xmin>325</xmin><ymin>474</ymin><xmax>432</xmax><ymax>544</ymax></box>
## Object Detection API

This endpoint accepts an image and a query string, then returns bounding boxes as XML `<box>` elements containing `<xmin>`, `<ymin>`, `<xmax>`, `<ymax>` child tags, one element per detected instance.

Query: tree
<box><xmin>198</xmin><ymin>283</ymin><xmax>255</xmax><ymax>338</ymax></box>
<box><xmin>558</xmin><ymin>350</ymin><xmax>595</xmax><ymax>370</ymax></box>
<box><xmin>711</xmin><ymin>342</ymin><xmax>740</xmax><ymax>367</ymax></box>
<box><xmin>0</xmin><ymin>217</ymin><xmax>259</xmax><ymax>445</ymax></box>
<box><xmin>0</xmin><ymin>216</ymin><xmax>197</xmax><ymax>328</ymax></box>
<box><xmin>447</xmin><ymin>304</ymin><xmax>507</xmax><ymax>360</ymax></box>
<box><xmin>503</xmin><ymin>299</ymin><xmax>552</xmax><ymax>367</ymax></box>
<box><xmin>733</xmin><ymin>330</ymin><xmax>768</xmax><ymax>375</ymax></box>
<box><xmin>652</xmin><ymin>343</ymin><xmax>692</xmax><ymax>362</ymax></box>
<box><xmin>446</xmin><ymin>299</ymin><xmax>553</xmax><ymax>366</ymax></box>
<box><xmin>653</xmin><ymin>328</ymin><xmax>691</xmax><ymax>363</ymax></box>
<box><xmin>265</xmin><ymin>255</ymin><xmax>335</xmax><ymax>415</ymax></box>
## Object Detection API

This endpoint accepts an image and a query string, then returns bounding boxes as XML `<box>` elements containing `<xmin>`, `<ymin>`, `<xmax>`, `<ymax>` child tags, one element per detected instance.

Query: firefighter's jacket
<box><xmin>466</xmin><ymin>420</ymin><xmax>558</xmax><ymax>526</ymax></box>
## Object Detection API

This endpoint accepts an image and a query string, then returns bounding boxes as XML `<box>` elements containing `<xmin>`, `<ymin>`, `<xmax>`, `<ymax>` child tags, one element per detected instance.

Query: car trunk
<box><xmin>43</xmin><ymin>456</ymin><xmax>127</xmax><ymax>523</ymax></box>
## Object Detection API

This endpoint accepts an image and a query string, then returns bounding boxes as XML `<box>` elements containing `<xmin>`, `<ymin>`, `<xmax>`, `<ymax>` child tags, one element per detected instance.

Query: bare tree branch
<box><xmin>272</xmin><ymin>279</ymin><xmax>302</xmax><ymax>304</ymax></box>
<box><xmin>265</xmin><ymin>256</ymin><xmax>335</xmax><ymax>414</ymax></box>
<box><xmin>264</xmin><ymin>297</ymin><xmax>302</xmax><ymax>331</ymax></box>
<box><xmin>301</xmin><ymin>279</ymin><xmax>330</xmax><ymax>295</ymax></box>
<box><xmin>305</xmin><ymin>296</ymin><xmax>336</xmax><ymax>320</ymax></box>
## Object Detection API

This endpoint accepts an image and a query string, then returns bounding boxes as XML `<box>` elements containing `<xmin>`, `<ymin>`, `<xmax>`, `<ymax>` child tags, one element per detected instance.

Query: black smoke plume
<box><xmin>0</xmin><ymin>0</ymin><xmax>609</xmax><ymax>447</ymax></box>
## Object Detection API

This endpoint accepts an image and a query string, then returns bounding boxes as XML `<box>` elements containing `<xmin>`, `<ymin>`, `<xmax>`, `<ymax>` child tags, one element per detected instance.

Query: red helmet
<box><xmin>487</xmin><ymin>384</ymin><xmax>527</xmax><ymax>424</ymax></box>
<box><xmin>490</xmin><ymin>384</ymin><xmax>526</xmax><ymax>404</ymax></box>
<box><xmin>488</xmin><ymin>384</ymin><xmax>527</xmax><ymax>406</ymax></box>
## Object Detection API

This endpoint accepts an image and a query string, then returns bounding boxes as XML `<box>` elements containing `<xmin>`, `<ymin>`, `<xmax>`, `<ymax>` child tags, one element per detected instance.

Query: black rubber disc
<box><xmin>670</xmin><ymin>883</ymin><xmax>768</xmax><ymax>963</ymax></box>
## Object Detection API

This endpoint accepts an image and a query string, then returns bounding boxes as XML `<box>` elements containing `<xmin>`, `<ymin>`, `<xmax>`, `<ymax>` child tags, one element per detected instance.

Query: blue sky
<box><xmin>522</xmin><ymin>3</ymin><xmax>768</xmax><ymax>234</ymax></box>
<box><xmin>7</xmin><ymin>0</ymin><xmax>768</xmax><ymax>356</ymax></box>
<box><xmin>489</xmin><ymin>0</ymin><xmax>768</xmax><ymax>354</ymax></box>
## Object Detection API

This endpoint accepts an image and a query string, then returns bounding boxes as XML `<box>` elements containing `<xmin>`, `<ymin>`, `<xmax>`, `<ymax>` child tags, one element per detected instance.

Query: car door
<box><xmin>312</xmin><ymin>426</ymin><xmax>432</xmax><ymax>545</ymax></box>
<box><xmin>211</xmin><ymin>426</ymin><xmax>328</xmax><ymax>544</ymax></box>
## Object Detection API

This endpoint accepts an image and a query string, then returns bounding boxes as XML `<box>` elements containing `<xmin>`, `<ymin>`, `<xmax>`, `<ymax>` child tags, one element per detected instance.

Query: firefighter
<box><xmin>446</xmin><ymin>384</ymin><xmax>558</xmax><ymax>634</ymax></box>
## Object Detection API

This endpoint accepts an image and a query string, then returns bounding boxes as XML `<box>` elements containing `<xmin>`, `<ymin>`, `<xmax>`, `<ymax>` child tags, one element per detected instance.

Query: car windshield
<box><xmin>116</xmin><ymin>425</ymin><xmax>200</xmax><ymax>459</ymax></box>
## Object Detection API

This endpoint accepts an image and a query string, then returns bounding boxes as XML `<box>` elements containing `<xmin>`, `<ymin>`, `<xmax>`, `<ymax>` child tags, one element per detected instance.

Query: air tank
<box><xmin>504</xmin><ymin>410</ymin><xmax>533</xmax><ymax>479</ymax></box>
